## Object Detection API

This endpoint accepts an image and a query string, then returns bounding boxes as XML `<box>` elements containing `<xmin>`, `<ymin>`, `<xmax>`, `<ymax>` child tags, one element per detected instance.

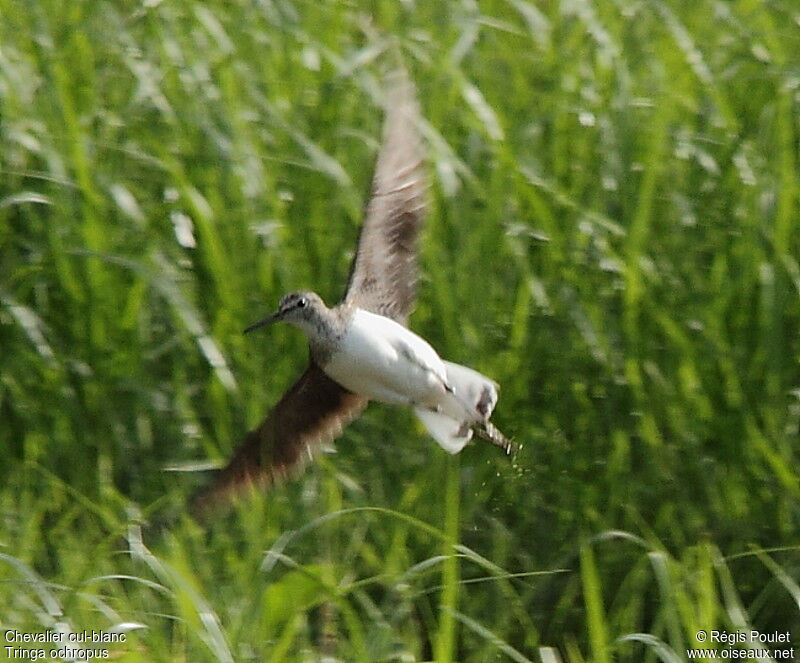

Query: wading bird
<box><xmin>192</xmin><ymin>73</ymin><xmax>511</xmax><ymax>515</ymax></box>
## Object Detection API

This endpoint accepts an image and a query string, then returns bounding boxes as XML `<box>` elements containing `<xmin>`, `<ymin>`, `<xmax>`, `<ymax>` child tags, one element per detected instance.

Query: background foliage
<box><xmin>1</xmin><ymin>0</ymin><xmax>799</xmax><ymax>661</ymax></box>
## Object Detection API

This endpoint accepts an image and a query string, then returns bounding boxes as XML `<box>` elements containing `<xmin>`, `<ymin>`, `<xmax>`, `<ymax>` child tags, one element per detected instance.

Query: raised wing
<box><xmin>191</xmin><ymin>363</ymin><xmax>367</xmax><ymax>517</ymax></box>
<box><xmin>343</xmin><ymin>72</ymin><xmax>427</xmax><ymax>324</ymax></box>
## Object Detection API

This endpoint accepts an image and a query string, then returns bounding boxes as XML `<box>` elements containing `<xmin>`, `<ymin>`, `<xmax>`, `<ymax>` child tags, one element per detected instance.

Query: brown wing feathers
<box><xmin>191</xmin><ymin>364</ymin><xmax>366</xmax><ymax>517</ymax></box>
<box><xmin>344</xmin><ymin>73</ymin><xmax>426</xmax><ymax>323</ymax></box>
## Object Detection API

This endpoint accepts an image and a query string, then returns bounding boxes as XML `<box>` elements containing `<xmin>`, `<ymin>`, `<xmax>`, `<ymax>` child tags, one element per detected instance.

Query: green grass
<box><xmin>2</xmin><ymin>0</ymin><xmax>800</xmax><ymax>660</ymax></box>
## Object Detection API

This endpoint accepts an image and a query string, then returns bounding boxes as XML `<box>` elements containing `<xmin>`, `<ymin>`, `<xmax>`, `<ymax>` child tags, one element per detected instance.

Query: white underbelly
<box><xmin>322</xmin><ymin>309</ymin><xmax>447</xmax><ymax>406</ymax></box>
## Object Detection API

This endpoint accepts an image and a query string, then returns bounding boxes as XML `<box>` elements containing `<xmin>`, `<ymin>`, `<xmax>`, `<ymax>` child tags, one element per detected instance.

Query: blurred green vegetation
<box><xmin>1</xmin><ymin>0</ymin><xmax>799</xmax><ymax>661</ymax></box>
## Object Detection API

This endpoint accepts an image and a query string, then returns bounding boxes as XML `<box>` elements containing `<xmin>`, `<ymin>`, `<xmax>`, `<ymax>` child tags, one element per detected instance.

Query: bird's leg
<box><xmin>472</xmin><ymin>422</ymin><xmax>514</xmax><ymax>456</ymax></box>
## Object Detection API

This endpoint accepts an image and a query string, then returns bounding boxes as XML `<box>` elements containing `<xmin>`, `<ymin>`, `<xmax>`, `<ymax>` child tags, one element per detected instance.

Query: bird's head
<box><xmin>244</xmin><ymin>291</ymin><xmax>327</xmax><ymax>334</ymax></box>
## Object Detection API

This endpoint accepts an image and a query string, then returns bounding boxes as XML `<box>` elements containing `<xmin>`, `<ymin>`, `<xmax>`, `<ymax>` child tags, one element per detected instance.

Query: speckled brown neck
<box><xmin>307</xmin><ymin>303</ymin><xmax>353</xmax><ymax>366</ymax></box>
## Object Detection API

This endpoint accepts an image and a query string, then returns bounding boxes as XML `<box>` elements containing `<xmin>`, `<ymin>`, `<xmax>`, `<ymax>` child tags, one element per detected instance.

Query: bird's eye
<box><xmin>296</xmin><ymin>297</ymin><xmax>307</xmax><ymax>309</ymax></box>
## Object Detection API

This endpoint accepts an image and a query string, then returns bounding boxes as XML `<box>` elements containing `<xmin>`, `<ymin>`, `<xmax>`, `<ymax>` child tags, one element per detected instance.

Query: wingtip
<box><xmin>190</xmin><ymin>480</ymin><xmax>274</xmax><ymax>523</ymax></box>
<box><xmin>188</xmin><ymin>483</ymin><xmax>228</xmax><ymax>521</ymax></box>
<box><xmin>383</xmin><ymin>68</ymin><xmax>420</xmax><ymax>121</ymax></box>
<box><xmin>188</xmin><ymin>467</ymin><xmax>260</xmax><ymax>521</ymax></box>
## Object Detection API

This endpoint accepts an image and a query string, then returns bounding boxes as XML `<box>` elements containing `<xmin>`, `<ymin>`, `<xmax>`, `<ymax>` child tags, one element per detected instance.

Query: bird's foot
<box><xmin>473</xmin><ymin>422</ymin><xmax>515</xmax><ymax>456</ymax></box>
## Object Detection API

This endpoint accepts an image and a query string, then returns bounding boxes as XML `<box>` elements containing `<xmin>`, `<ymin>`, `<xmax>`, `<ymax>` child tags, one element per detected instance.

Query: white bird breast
<box><xmin>323</xmin><ymin>308</ymin><xmax>448</xmax><ymax>407</ymax></box>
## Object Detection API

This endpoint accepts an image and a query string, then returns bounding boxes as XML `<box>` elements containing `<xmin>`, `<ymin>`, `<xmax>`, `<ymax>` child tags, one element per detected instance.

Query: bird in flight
<box><xmin>191</xmin><ymin>72</ymin><xmax>511</xmax><ymax>515</ymax></box>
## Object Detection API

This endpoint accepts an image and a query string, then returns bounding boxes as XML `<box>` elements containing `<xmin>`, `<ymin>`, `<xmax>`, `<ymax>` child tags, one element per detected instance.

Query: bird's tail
<box><xmin>414</xmin><ymin>361</ymin><xmax>511</xmax><ymax>454</ymax></box>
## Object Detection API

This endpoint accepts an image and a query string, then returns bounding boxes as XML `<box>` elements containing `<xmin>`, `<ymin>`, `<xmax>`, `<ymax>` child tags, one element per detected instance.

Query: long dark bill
<box><xmin>243</xmin><ymin>311</ymin><xmax>282</xmax><ymax>334</ymax></box>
